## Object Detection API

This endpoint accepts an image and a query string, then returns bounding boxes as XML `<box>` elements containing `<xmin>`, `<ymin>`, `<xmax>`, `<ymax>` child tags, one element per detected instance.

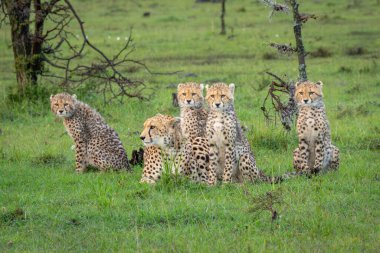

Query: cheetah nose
<box><xmin>140</xmin><ymin>136</ymin><xmax>145</xmax><ymax>141</ymax></box>
<box><xmin>303</xmin><ymin>99</ymin><xmax>309</xmax><ymax>103</ymax></box>
<box><xmin>186</xmin><ymin>100</ymin><xmax>191</xmax><ymax>104</ymax></box>
<box><xmin>58</xmin><ymin>110</ymin><xmax>64</xmax><ymax>113</ymax></box>
<box><xmin>215</xmin><ymin>103</ymin><xmax>221</xmax><ymax>107</ymax></box>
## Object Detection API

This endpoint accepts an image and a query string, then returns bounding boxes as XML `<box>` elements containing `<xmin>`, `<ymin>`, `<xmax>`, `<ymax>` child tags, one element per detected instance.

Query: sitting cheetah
<box><xmin>293</xmin><ymin>81</ymin><xmax>340</xmax><ymax>174</ymax></box>
<box><xmin>177</xmin><ymin>82</ymin><xmax>208</xmax><ymax>139</ymax></box>
<box><xmin>139</xmin><ymin>114</ymin><xmax>209</xmax><ymax>183</ymax></box>
<box><xmin>205</xmin><ymin>83</ymin><xmax>281</xmax><ymax>185</ymax></box>
<box><xmin>50</xmin><ymin>93</ymin><xmax>130</xmax><ymax>172</ymax></box>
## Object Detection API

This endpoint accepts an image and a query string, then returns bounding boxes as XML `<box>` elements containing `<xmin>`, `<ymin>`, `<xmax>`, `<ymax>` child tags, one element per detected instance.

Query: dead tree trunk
<box><xmin>289</xmin><ymin>0</ymin><xmax>307</xmax><ymax>81</ymax></box>
<box><xmin>3</xmin><ymin>0</ymin><xmax>34</xmax><ymax>94</ymax></box>
<box><xmin>220</xmin><ymin>0</ymin><xmax>226</xmax><ymax>35</ymax></box>
<box><xmin>30</xmin><ymin>0</ymin><xmax>46</xmax><ymax>84</ymax></box>
<box><xmin>1</xmin><ymin>0</ymin><xmax>150</xmax><ymax>102</ymax></box>
<box><xmin>259</xmin><ymin>0</ymin><xmax>313</xmax><ymax>130</ymax></box>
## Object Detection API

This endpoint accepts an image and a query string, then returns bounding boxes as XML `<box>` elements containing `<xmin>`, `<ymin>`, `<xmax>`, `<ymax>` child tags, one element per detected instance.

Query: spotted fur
<box><xmin>177</xmin><ymin>82</ymin><xmax>208</xmax><ymax>139</ymax></box>
<box><xmin>293</xmin><ymin>81</ymin><xmax>340</xmax><ymax>174</ymax></box>
<box><xmin>139</xmin><ymin>114</ymin><xmax>209</xmax><ymax>183</ymax></box>
<box><xmin>205</xmin><ymin>83</ymin><xmax>281</xmax><ymax>185</ymax></box>
<box><xmin>50</xmin><ymin>93</ymin><xmax>130</xmax><ymax>172</ymax></box>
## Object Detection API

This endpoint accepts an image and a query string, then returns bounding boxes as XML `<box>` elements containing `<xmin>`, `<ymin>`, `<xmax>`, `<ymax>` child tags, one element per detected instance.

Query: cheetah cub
<box><xmin>177</xmin><ymin>82</ymin><xmax>208</xmax><ymax>139</ymax></box>
<box><xmin>205</xmin><ymin>83</ymin><xmax>280</xmax><ymax>185</ymax></box>
<box><xmin>50</xmin><ymin>93</ymin><xmax>130</xmax><ymax>172</ymax></box>
<box><xmin>139</xmin><ymin>114</ymin><xmax>209</xmax><ymax>183</ymax></box>
<box><xmin>293</xmin><ymin>81</ymin><xmax>340</xmax><ymax>174</ymax></box>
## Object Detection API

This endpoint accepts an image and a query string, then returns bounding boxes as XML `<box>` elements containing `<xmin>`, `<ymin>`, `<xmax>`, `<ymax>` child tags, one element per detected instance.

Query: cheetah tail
<box><xmin>280</xmin><ymin>171</ymin><xmax>307</xmax><ymax>181</ymax></box>
<box><xmin>260</xmin><ymin>171</ymin><xmax>307</xmax><ymax>184</ymax></box>
<box><xmin>258</xmin><ymin>171</ymin><xmax>283</xmax><ymax>184</ymax></box>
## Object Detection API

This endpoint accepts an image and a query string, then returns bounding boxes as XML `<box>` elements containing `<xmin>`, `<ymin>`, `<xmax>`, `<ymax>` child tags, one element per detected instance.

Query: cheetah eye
<box><xmin>182</xmin><ymin>93</ymin><xmax>186</xmax><ymax>96</ymax></box>
<box><xmin>191</xmin><ymin>93</ymin><xmax>196</xmax><ymax>96</ymax></box>
<box><xmin>298</xmin><ymin>92</ymin><xmax>304</xmax><ymax>95</ymax></box>
<box><xmin>64</xmin><ymin>103</ymin><xmax>68</xmax><ymax>106</ymax></box>
<box><xmin>54</xmin><ymin>103</ymin><xmax>59</xmax><ymax>106</ymax></box>
<box><xmin>309</xmin><ymin>92</ymin><xmax>315</xmax><ymax>95</ymax></box>
<box><xmin>150</xmin><ymin>126</ymin><xmax>156</xmax><ymax>129</ymax></box>
<box><xmin>221</xmin><ymin>95</ymin><xmax>226</xmax><ymax>98</ymax></box>
<box><xmin>210</xmin><ymin>95</ymin><xmax>215</xmax><ymax>98</ymax></box>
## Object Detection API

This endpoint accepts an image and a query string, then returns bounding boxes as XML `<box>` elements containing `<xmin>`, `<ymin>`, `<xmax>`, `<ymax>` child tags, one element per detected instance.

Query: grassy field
<box><xmin>1</xmin><ymin>0</ymin><xmax>379</xmax><ymax>252</ymax></box>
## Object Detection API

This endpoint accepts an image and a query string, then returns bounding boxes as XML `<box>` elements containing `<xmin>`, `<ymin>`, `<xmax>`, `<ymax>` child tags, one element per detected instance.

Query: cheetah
<box><xmin>177</xmin><ymin>82</ymin><xmax>208</xmax><ymax>139</ymax></box>
<box><xmin>293</xmin><ymin>81</ymin><xmax>340</xmax><ymax>174</ymax></box>
<box><xmin>139</xmin><ymin>114</ymin><xmax>209</xmax><ymax>183</ymax></box>
<box><xmin>205</xmin><ymin>83</ymin><xmax>281</xmax><ymax>185</ymax></box>
<box><xmin>50</xmin><ymin>93</ymin><xmax>130</xmax><ymax>172</ymax></box>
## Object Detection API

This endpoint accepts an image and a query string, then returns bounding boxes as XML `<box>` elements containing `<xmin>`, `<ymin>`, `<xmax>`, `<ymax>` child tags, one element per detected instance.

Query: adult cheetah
<box><xmin>50</xmin><ymin>93</ymin><xmax>130</xmax><ymax>172</ymax></box>
<box><xmin>139</xmin><ymin>114</ymin><xmax>209</xmax><ymax>183</ymax></box>
<box><xmin>293</xmin><ymin>81</ymin><xmax>340</xmax><ymax>174</ymax></box>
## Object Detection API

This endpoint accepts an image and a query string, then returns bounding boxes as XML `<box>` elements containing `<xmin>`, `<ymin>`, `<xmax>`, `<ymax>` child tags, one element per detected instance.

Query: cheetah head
<box><xmin>295</xmin><ymin>81</ymin><xmax>324</xmax><ymax>107</ymax></box>
<box><xmin>50</xmin><ymin>93</ymin><xmax>77</xmax><ymax>118</ymax></box>
<box><xmin>140</xmin><ymin>114</ymin><xmax>181</xmax><ymax>149</ymax></box>
<box><xmin>205</xmin><ymin>82</ymin><xmax>235</xmax><ymax>111</ymax></box>
<box><xmin>177</xmin><ymin>82</ymin><xmax>204</xmax><ymax>108</ymax></box>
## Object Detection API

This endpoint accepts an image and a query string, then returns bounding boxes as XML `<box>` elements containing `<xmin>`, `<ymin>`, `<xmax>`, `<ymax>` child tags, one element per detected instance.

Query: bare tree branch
<box><xmin>287</xmin><ymin>0</ymin><xmax>307</xmax><ymax>81</ymax></box>
<box><xmin>1</xmin><ymin>0</ymin><xmax>154</xmax><ymax>102</ymax></box>
<box><xmin>259</xmin><ymin>0</ymin><xmax>311</xmax><ymax>130</ymax></box>
<box><xmin>220</xmin><ymin>0</ymin><xmax>226</xmax><ymax>35</ymax></box>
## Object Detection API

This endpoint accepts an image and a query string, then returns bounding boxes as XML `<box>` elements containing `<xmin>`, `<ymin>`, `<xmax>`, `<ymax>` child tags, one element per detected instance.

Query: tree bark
<box><xmin>3</xmin><ymin>0</ymin><xmax>34</xmax><ymax>94</ymax></box>
<box><xmin>220</xmin><ymin>0</ymin><xmax>226</xmax><ymax>35</ymax></box>
<box><xmin>30</xmin><ymin>0</ymin><xmax>45</xmax><ymax>84</ymax></box>
<box><xmin>289</xmin><ymin>0</ymin><xmax>307</xmax><ymax>81</ymax></box>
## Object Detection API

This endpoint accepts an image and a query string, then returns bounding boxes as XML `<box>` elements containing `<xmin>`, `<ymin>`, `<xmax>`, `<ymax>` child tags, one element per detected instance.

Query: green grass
<box><xmin>1</xmin><ymin>0</ymin><xmax>379</xmax><ymax>252</ymax></box>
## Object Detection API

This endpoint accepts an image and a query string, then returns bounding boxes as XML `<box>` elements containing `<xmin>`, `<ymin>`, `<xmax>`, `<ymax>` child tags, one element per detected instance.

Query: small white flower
<box><xmin>125</xmin><ymin>37</ymin><xmax>129</xmax><ymax>41</ymax></box>
<box><xmin>75</xmin><ymin>34</ymin><xmax>79</xmax><ymax>38</ymax></box>
<box><xmin>116</xmin><ymin>37</ymin><xmax>120</xmax><ymax>41</ymax></box>
<box><xmin>275</xmin><ymin>34</ymin><xmax>279</xmax><ymax>38</ymax></box>
<box><xmin>71</xmin><ymin>145</ymin><xmax>75</xmax><ymax>150</ymax></box>
<box><xmin>107</xmin><ymin>35</ymin><xmax>111</xmax><ymax>39</ymax></box>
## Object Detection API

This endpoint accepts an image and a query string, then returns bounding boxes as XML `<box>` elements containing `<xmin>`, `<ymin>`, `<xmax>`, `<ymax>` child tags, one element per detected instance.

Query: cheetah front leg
<box><xmin>294</xmin><ymin>139</ymin><xmax>310</xmax><ymax>174</ymax></box>
<box><xmin>140</xmin><ymin>146</ymin><xmax>163</xmax><ymax>184</ymax></box>
<box><xmin>195</xmin><ymin>153</ymin><xmax>209</xmax><ymax>183</ymax></box>
<box><xmin>312</xmin><ymin>135</ymin><xmax>325</xmax><ymax>174</ymax></box>
<box><xmin>207</xmin><ymin>144</ymin><xmax>219</xmax><ymax>185</ymax></box>
<box><xmin>181</xmin><ymin>143</ymin><xmax>199</xmax><ymax>182</ymax></box>
<box><xmin>293</xmin><ymin>147</ymin><xmax>301</xmax><ymax>171</ymax></box>
<box><xmin>73</xmin><ymin>138</ymin><xmax>88</xmax><ymax>173</ymax></box>
<box><xmin>330</xmin><ymin>145</ymin><xmax>340</xmax><ymax>170</ymax></box>
<box><xmin>223</xmin><ymin>144</ymin><xmax>237</xmax><ymax>183</ymax></box>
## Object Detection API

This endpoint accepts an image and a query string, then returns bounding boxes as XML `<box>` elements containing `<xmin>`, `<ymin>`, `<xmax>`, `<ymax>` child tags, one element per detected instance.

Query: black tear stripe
<box><xmin>148</xmin><ymin>128</ymin><xmax>152</xmax><ymax>141</ymax></box>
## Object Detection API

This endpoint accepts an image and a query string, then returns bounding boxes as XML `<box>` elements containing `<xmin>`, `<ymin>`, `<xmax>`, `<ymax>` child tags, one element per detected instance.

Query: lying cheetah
<box><xmin>205</xmin><ymin>83</ymin><xmax>281</xmax><ymax>185</ymax></box>
<box><xmin>50</xmin><ymin>93</ymin><xmax>130</xmax><ymax>172</ymax></box>
<box><xmin>177</xmin><ymin>82</ymin><xmax>208</xmax><ymax>139</ymax></box>
<box><xmin>293</xmin><ymin>81</ymin><xmax>340</xmax><ymax>174</ymax></box>
<box><xmin>139</xmin><ymin>114</ymin><xmax>209</xmax><ymax>183</ymax></box>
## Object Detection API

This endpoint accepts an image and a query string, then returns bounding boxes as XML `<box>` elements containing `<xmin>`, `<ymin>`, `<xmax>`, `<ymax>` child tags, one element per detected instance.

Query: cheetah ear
<box><xmin>229</xmin><ymin>83</ymin><xmax>235</xmax><ymax>96</ymax></box>
<box><xmin>316</xmin><ymin>81</ymin><xmax>323</xmax><ymax>86</ymax></box>
<box><xmin>177</xmin><ymin>83</ymin><xmax>183</xmax><ymax>90</ymax></box>
<box><xmin>72</xmin><ymin>94</ymin><xmax>77</xmax><ymax>100</ymax></box>
<box><xmin>200</xmin><ymin>83</ymin><xmax>204</xmax><ymax>91</ymax></box>
<box><xmin>295</xmin><ymin>81</ymin><xmax>302</xmax><ymax>87</ymax></box>
<box><xmin>205</xmin><ymin>84</ymin><xmax>209</xmax><ymax>90</ymax></box>
<box><xmin>50</xmin><ymin>94</ymin><xmax>54</xmax><ymax>101</ymax></box>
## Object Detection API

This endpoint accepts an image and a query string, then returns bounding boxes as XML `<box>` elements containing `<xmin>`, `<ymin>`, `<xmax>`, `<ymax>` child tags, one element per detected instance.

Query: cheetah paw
<box><xmin>140</xmin><ymin>177</ymin><xmax>156</xmax><ymax>184</ymax></box>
